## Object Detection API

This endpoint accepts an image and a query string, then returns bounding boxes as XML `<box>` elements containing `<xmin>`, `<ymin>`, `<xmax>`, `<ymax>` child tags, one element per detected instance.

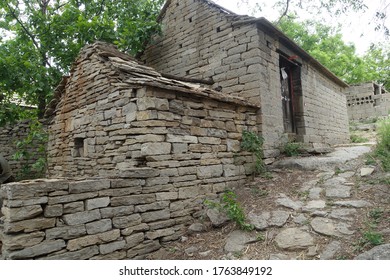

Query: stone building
<box><xmin>345</xmin><ymin>82</ymin><xmax>390</xmax><ymax>121</ymax></box>
<box><xmin>143</xmin><ymin>0</ymin><xmax>350</xmax><ymax>157</ymax></box>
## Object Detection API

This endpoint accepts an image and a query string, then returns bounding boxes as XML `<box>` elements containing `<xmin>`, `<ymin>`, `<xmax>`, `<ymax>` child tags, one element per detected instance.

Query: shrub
<box><xmin>240</xmin><ymin>130</ymin><xmax>265</xmax><ymax>175</ymax></box>
<box><xmin>282</xmin><ymin>141</ymin><xmax>302</xmax><ymax>157</ymax></box>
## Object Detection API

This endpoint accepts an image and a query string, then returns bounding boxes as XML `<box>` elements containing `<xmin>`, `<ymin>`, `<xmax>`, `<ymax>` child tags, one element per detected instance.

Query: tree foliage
<box><xmin>277</xmin><ymin>16</ymin><xmax>390</xmax><ymax>88</ymax></box>
<box><xmin>0</xmin><ymin>0</ymin><xmax>164</xmax><ymax>123</ymax></box>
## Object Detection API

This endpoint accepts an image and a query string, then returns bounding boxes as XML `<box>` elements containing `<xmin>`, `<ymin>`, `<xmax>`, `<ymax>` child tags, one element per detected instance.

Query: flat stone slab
<box><xmin>311</xmin><ymin>217</ymin><xmax>354</xmax><ymax>237</ymax></box>
<box><xmin>293</xmin><ymin>214</ymin><xmax>308</xmax><ymax>225</ymax></box>
<box><xmin>308</xmin><ymin>187</ymin><xmax>322</xmax><ymax>200</ymax></box>
<box><xmin>303</xmin><ymin>200</ymin><xmax>326</xmax><ymax>211</ymax></box>
<box><xmin>320</xmin><ymin>241</ymin><xmax>341</xmax><ymax>260</ymax></box>
<box><xmin>207</xmin><ymin>208</ymin><xmax>230</xmax><ymax>227</ymax></box>
<box><xmin>325</xmin><ymin>185</ymin><xmax>351</xmax><ymax>198</ymax></box>
<box><xmin>329</xmin><ymin>209</ymin><xmax>357</xmax><ymax>221</ymax></box>
<box><xmin>224</xmin><ymin>230</ymin><xmax>257</xmax><ymax>253</ymax></box>
<box><xmin>274</xmin><ymin>146</ymin><xmax>372</xmax><ymax>171</ymax></box>
<box><xmin>360</xmin><ymin>167</ymin><xmax>375</xmax><ymax>177</ymax></box>
<box><xmin>276</xmin><ymin>194</ymin><xmax>303</xmax><ymax>211</ymax></box>
<box><xmin>354</xmin><ymin>244</ymin><xmax>390</xmax><ymax>260</ymax></box>
<box><xmin>274</xmin><ymin>228</ymin><xmax>315</xmax><ymax>250</ymax></box>
<box><xmin>248</xmin><ymin>211</ymin><xmax>290</xmax><ymax>230</ymax></box>
<box><xmin>333</xmin><ymin>200</ymin><xmax>372</xmax><ymax>208</ymax></box>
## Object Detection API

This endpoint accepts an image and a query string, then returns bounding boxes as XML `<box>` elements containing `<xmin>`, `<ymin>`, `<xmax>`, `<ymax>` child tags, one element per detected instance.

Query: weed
<box><xmin>350</xmin><ymin>133</ymin><xmax>369</xmax><ymax>143</ymax></box>
<box><xmin>368</xmin><ymin>208</ymin><xmax>384</xmax><ymax>224</ymax></box>
<box><xmin>256</xmin><ymin>233</ymin><xmax>265</xmax><ymax>242</ymax></box>
<box><xmin>250</xmin><ymin>187</ymin><xmax>269</xmax><ymax>198</ymax></box>
<box><xmin>362</xmin><ymin>230</ymin><xmax>383</xmax><ymax>246</ymax></box>
<box><xmin>205</xmin><ymin>190</ymin><xmax>254</xmax><ymax>231</ymax></box>
<box><xmin>282</xmin><ymin>141</ymin><xmax>302</xmax><ymax>157</ymax></box>
<box><xmin>364</xmin><ymin>154</ymin><xmax>377</xmax><ymax>166</ymax></box>
<box><xmin>233</xmin><ymin>251</ymin><xmax>243</xmax><ymax>258</ymax></box>
<box><xmin>334</xmin><ymin>167</ymin><xmax>343</xmax><ymax>175</ymax></box>
<box><xmin>240</xmin><ymin>130</ymin><xmax>266</xmax><ymax>175</ymax></box>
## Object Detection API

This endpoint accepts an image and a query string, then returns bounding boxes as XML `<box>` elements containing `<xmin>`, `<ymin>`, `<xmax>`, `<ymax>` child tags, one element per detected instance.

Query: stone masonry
<box><xmin>0</xmin><ymin>42</ymin><xmax>261</xmax><ymax>259</ymax></box>
<box><xmin>143</xmin><ymin>0</ymin><xmax>350</xmax><ymax>156</ymax></box>
<box><xmin>345</xmin><ymin>82</ymin><xmax>390</xmax><ymax>121</ymax></box>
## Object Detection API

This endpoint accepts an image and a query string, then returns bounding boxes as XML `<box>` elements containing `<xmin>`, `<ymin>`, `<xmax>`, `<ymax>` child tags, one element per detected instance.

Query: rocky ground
<box><xmin>148</xmin><ymin>125</ymin><xmax>390</xmax><ymax>260</ymax></box>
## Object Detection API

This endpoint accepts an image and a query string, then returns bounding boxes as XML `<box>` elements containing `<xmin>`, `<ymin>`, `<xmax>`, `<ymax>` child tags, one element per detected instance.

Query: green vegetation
<box><xmin>12</xmin><ymin>120</ymin><xmax>48</xmax><ymax>180</ymax></box>
<box><xmin>350</xmin><ymin>134</ymin><xmax>369</xmax><ymax>143</ymax></box>
<box><xmin>282</xmin><ymin>140</ymin><xmax>302</xmax><ymax>157</ymax></box>
<box><xmin>0</xmin><ymin>0</ymin><xmax>164</xmax><ymax>121</ymax></box>
<box><xmin>374</xmin><ymin>120</ymin><xmax>390</xmax><ymax>171</ymax></box>
<box><xmin>277</xmin><ymin>17</ymin><xmax>390</xmax><ymax>88</ymax></box>
<box><xmin>240</xmin><ymin>130</ymin><xmax>266</xmax><ymax>175</ymax></box>
<box><xmin>205</xmin><ymin>190</ymin><xmax>254</xmax><ymax>231</ymax></box>
<box><xmin>354</xmin><ymin>208</ymin><xmax>385</xmax><ymax>252</ymax></box>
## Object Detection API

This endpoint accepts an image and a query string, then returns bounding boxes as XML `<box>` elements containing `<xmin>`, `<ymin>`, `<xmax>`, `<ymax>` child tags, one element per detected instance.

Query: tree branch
<box><xmin>277</xmin><ymin>0</ymin><xmax>291</xmax><ymax>24</ymax></box>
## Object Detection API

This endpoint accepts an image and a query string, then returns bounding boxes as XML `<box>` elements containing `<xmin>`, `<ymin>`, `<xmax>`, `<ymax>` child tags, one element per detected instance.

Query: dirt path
<box><xmin>148</xmin><ymin>144</ymin><xmax>390</xmax><ymax>260</ymax></box>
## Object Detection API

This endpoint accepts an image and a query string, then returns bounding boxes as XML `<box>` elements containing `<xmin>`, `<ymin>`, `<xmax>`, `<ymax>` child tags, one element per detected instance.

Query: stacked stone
<box><xmin>1</xmin><ymin>177</ymin><xmax>204</xmax><ymax>259</ymax></box>
<box><xmin>345</xmin><ymin>82</ymin><xmax>390</xmax><ymax>121</ymax></box>
<box><xmin>47</xmin><ymin>42</ymin><xmax>260</xmax><ymax>184</ymax></box>
<box><xmin>300</xmin><ymin>67</ymin><xmax>350</xmax><ymax>145</ymax></box>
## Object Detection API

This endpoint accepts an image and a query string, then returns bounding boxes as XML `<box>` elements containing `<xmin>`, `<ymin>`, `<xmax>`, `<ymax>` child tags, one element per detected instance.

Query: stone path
<box><xmin>178</xmin><ymin>145</ymin><xmax>390</xmax><ymax>260</ymax></box>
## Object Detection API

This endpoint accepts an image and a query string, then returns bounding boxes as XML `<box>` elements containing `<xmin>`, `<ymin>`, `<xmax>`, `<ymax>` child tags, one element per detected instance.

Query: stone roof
<box><xmin>46</xmin><ymin>42</ymin><xmax>260</xmax><ymax>117</ymax></box>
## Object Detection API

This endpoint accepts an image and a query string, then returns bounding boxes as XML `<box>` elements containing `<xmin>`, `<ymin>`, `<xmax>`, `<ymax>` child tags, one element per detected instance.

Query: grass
<box><xmin>350</xmin><ymin>133</ymin><xmax>369</xmax><ymax>143</ymax></box>
<box><xmin>354</xmin><ymin>208</ymin><xmax>385</xmax><ymax>252</ymax></box>
<box><xmin>374</xmin><ymin>119</ymin><xmax>390</xmax><ymax>171</ymax></box>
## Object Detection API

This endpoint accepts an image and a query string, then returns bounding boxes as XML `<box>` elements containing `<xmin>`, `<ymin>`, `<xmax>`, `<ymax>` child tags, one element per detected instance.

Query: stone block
<box><xmin>40</xmin><ymin>245</ymin><xmax>99</xmax><ymax>260</ymax></box>
<box><xmin>197</xmin><ymin>165</ymin><xmax>223</xmax><ymax>179</ymax></box>
<box><xmin>66</xmin><ymin>229</ymin><xmax>121</xmax><ymax>251</ymax></box>
<box><xmin>119</xmin><ymin>168</ymin><xmax>159</xmax><ymax>178</ymax></box>
<box><xmin>2</xmin><ymin>231</ymin><xmax>45</xmax><ymax>251</ymax></box>
<box><xmin>134</xmin><ymin>201</ymin><xmax>170</xmax><ymax>213</ymax></box>
<box><xmin>63</xmin><ymin>209</ymin><xmax>101</xmax><ymax>226</ymax></box>
<box><xmin>166</xmin><ymin>134</ymin><xmax>198</xmax><ymax>143</ymax></box>
<box><xmin>69</xmin><ymin>180</ymin><xmax>110</xmax><ymax>194</ymax></box>
<box><xmin>86</xmin><ymin>219</ymin><xmax>113</xmax><ymax>235</ymax></box>
<box><xmin>46</xmin><ymin>225</ymin><xmax>86</xmax><ymax>240</ymax></box>
<box><xmin>110</xmin><ymin>194</ymin><xmax>155</xmax><ymax>207</ymax></box>
<box><xmin>85</xmin><ymin>197</ymin><xmax>110</xmax><ymax>210</ymax></box>
<box><xmin>63</xmin><ymin>201</ymin><xmax>84</xmax><ymax>214</ymax></box>
<box><xmin>2</xmin><ymin>205</ymin><xmax>43</xmax><ymax>222</ymax></box>
<box><xmin>112</xmin><ymin>214</ymin><xmax>142</xmax><ymax>228</ymax></box>
<box><xmin>3</xmin><ymin>217</ymin><xmax>56</xmax><ymax>233</ymax></box>
<box><xmin>121</xmin><ymin>223</ymin><xmax>149</xmax><ymax>236</ymax></box>
<box><xmin>155</xmin><ymin>192</ymin><xmax>178</xmax><ymax>201</ymax></box>
<box><xmin>145</xmin><ymin>228</ymin><xmax>176</xmax><ymax>240</ymax></box>
<box><xmin>44</xmin><ymin>204</ymin><xmax>63</xmax><ymax>217</ymax></box>
<box><xmin>125</xmin><ymin>233</ymin><xmax>145</xmax><ymax>249</ymax></box>
<box><xmin>100</xmin><ymin>206</ymin><xmax>135</xmax><ymax>218</ymax></box>
<box><xmin>198</xmin><ymin>137</ymin><xmax>221</xmax><ymax>145</ymax></box>
<box><xmin>178</xmin><ymin>186</ymin><xmax>200</xmax><ymax>199</ymax></box>
<box><xmin>140</xmin><ymin>142</ymin><xmax>171</xmax><ymax>156</ymax></box>
<box><xmin>141</xmin><ymin>209</ymin><xmax>170</xmax><ymax>223</ymax></box>
<box><xmin>99</xmin><ymin>240</ymin><xmax>126</xmax><ymax>255</ymax></box>
<box><xmin>6</xmin><ymin>240</ymin><xmax>66</xmax><ymax>260</ymax></box>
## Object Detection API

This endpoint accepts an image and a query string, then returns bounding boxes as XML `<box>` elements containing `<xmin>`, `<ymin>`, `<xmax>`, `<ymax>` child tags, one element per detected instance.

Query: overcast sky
<box><xmin>213</xmin><ymin>0</ymin><xmax>390</xmax><ymax>55</ymax></box>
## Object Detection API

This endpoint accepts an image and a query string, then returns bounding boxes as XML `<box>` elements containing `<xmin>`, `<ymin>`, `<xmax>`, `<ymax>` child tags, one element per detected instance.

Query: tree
<box><xmin>0</xmin><ymin>0</ymin><xmax>164</xmax><ymax>123</ymax></box>
<box><xmin>362</xmin><ymin>43</ymin><xmax>390</xmax><ymax>89</ymax></box>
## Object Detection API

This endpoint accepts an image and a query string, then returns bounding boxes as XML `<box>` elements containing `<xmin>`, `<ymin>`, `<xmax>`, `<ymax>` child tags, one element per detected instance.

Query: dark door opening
<box><xmin>279</xmin><ymin>55</ymin><xmax>301</xmax><ymax>134</ymax></box>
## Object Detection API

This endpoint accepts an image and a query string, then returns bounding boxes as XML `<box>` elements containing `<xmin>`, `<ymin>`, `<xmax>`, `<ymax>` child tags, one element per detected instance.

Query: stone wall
<box><xmin>345</xmin><ymin>83</ymin><xmax>390</xmax><ymax>121</ymax></box>
<box><xmin>0</xmin><ymin>120</ymin><xmax>45</xmax><ymax>180</ymax></box>
<box><xmin>143</xmin><ymin>0</ymin><xmax>350</xmax><ymax>157</ymax></box>
<box><xmin>299</xmin><ymin>65</ymin><xmax>350</xmax><ymax>145</ymax></box>
<box><xmin>0</xmin><ymin>177</ymin><xmax>212</xmax><ymax>259</ymax></box>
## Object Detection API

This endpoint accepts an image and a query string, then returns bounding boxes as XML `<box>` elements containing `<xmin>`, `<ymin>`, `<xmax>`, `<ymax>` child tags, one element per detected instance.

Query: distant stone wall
<box><xmin>0</xmin><ymin>120</ymin><xmax>45</xmax><ymax>180</ymax></box>
<box><xmin>299</xmin><ymin>65</ymin><xmax>350</xmax><ymax>145</ymax></box>
<box><xmin>1</xmin><ymin>177</ymin><xmax>214</xmax><ymax>259</ymax></box>
<box><xmin>345</xmin><ymin>83</ymin><xmax>390</xmax><ymax>121</ymax></box>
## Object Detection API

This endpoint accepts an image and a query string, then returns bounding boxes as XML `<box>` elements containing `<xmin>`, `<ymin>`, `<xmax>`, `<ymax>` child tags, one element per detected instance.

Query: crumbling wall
<box><xmin>345</xmin><ymin>83</ymin><xmax>390</xmax><ymax>121</ymax></box>
<box><xmin>0</xmin><ymin>177</ymin><xmax>212</xmax><ymax>259</ymax></box>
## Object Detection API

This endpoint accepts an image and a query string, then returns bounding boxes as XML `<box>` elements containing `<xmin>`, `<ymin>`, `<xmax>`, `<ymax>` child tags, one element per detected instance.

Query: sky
<box><xmin>213</xmin><ymin>0</ymin><xmax>390</xmax><ymax>55</ymax></box>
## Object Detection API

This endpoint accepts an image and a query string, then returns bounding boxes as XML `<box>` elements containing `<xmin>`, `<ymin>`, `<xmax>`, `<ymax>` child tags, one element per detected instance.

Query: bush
<box><xmin>375</xmin><ymin>120</ymin><xmax>390</xmax><ymax>171</ymax></box>
<box><xmin>240</xmin><ymin>130</ymin><xmax>265</xmax><ymax>175</ymax></box>
<box><xmin>282</xmin><ymin>141</ymin><xmax>302</xmax><ymax>157</ymax></box>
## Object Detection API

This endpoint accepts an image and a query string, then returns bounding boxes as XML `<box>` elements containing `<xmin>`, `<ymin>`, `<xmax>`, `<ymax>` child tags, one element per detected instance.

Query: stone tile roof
<box><xmin>45</xmin><ymin>42</ymin><xmax>260</xmax><ymax>118</ymax></box>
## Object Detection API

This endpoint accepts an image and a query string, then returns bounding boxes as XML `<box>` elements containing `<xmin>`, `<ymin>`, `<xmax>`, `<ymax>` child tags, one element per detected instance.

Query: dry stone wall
<box><xmin>0</xmin><ymin>177</ymin><xmax>210</xmax><ymax>259</ymax></box>
<box><xmin>345</xmin><ymin>83</ymin><xmax>390</xmax><ymax>121</ymax></box>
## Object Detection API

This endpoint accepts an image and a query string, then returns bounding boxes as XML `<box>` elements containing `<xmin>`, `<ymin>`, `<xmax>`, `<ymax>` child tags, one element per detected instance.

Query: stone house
<box><xmin>345</xmin><ymin>82</ymin><xmax>390</xmax><ymax>121</ymax></box>
<box><xmin>143</xmin><ymin>0</ymin><xmax>350</xmax><ymax>157</ymax></box>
